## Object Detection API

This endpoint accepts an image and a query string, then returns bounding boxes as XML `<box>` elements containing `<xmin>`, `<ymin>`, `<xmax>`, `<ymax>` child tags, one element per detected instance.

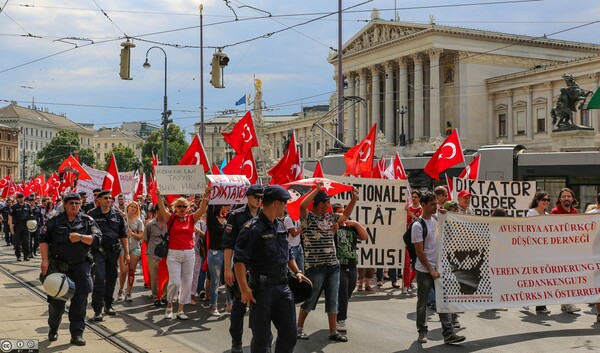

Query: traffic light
<box><xmin>119</xmin><ymin>39</ymin><xmax>136</xmax><ymax>80</ymax></box>
<box><xmin>210</xmin><ymin>51</ymin><xmax>229</xmax><ymax>88</ymax></box>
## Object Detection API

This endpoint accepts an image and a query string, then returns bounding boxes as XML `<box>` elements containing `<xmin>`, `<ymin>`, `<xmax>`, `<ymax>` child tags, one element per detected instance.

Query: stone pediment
<box><xmin>330</xmin><ymin>21</ymin><xmax>428</xmax><ymax>60</ymax></box>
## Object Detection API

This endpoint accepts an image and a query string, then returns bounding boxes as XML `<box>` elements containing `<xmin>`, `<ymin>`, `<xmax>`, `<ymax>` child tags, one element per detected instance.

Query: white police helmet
<box><xmin>26</xmin><ymin>215</ymin><xmax>38</xmax><ymax>232</ymax></box>
<box><xmin>42</xmin><ymin>273</ymin><xmax>76</xmax><ymax>301</ymax></box>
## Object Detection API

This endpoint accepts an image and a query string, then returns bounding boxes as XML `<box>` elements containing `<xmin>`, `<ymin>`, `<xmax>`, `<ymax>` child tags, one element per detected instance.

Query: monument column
<box><xmin>371</xmin><ymin>65</ymin><xmax>381</xmax><ymax>131</ymax></box>
<box><xmin>346</xmin><ymin>72</ymin><xmax>356</xmax><ymax>145</ymax></box>
<box><xmin>428</xmin><ymin>49</ymin><xmax>442</xmax><ymax>138</ymax></box>
<box><xmin>412</xmin><ymin>54</ymin><xmax>424</xmax><ymax>140</ymax></box>
<box><xmin>525</xmin><ymin>86</ymin><xmax>533</xmax><ymax>139</ymax></box>
<box><xmin>506</xmin><ymin>90</ymin><xmax>514</xmax><ymax>142</ymax></box>
<box><xmin>358</xmin><ymin>69</ymin><xmax>368</xmax><ymax>138</ymax></box>
<box><xmin>488</xmin><ymin>93</ymin><xmax>495</xmax><ymax>143</ymax></box>
<box><xmin>398</xmin><ymin>58</ymin><xmax>408</xmax><ymax>144</ymax></box>
<box><xmin>384</xmin><ymin>62</ymin><xmax>395</xmax><ymax>145</ymax></box>
<box><xmin>544</xmin><ymin>81</ymin><xmax>554</xmax><ymax>134</ymax></box>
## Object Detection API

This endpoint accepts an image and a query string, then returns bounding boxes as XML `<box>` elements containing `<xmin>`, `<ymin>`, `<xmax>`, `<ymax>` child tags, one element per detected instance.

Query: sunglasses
<box><xmin>102</xmin><ymin>196</ymin><xmax>112</xmax><ymax>200</ymax></box>
<box><xmin>176</xmin><ymin>205</ymin><xmax>188</xmax><ymax>209</ymax></box>
<box><xmin>253</xmin><ymin>195</ymin><xmax>263</xmax><ymax>200</ymax></box>
<box><xmin>540</xmin><ymin>198</ymin><xmax>551</xmax><ymax>202</ymax></box>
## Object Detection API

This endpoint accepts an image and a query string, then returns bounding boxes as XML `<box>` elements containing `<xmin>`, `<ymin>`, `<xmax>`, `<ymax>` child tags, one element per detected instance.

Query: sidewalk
<box><xmin>0</xmin><ymin>244</ymin><xmax>200</xmax><ymax>353</ymax></box>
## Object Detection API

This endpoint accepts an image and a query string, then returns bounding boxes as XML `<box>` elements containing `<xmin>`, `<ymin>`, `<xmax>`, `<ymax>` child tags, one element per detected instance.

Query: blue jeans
<box><xmin>290</xmin><ymin>245</ymin><xmax>304</xmax><ymax>272</ymax></box>
<box><xmin>208</xmin><ymin>249</ymin><xmax>232</xmax><ymax>307</ymax></box>
<box><xmin>416</xmin><ymin>270</ymin><xmax>454</xmax><ymax>337</ymax></box>
<box><xmin>301</xmin><ymin>264</ymin><xmax>340</xmax><ymax>313</ymax></box>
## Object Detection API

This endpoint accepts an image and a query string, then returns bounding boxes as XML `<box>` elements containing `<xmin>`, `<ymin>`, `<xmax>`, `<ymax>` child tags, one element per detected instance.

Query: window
<box><xmin>104</xmin><ymin>143</ymin><xmax>108</xmax><ymax>149</ymax></box>
<box><xmin>25</xmin><ymin>128</ymin><xmax>28</xmax><ymax>135</ymax></box>
<box><xmin>536</xmin><ymin>108</ymin><xmax>546</xmax><ymax>133</ymax></box>
<box><xmin>498</xmin><ymin>113</ymin><xmax>507</xmax><ymax>137</ymax></box>
<box><xmin>7</xmin><ymin>148</ymin><xmax>11</xmax><ymax>160</ymax></box>
<box><xmin>216</xmin><ymin>140</ymin><xmax>220</xmax><ymax>147</ymax></box>
<box><xmin>516</xmin><ymin>110</ymin><xmax>525</xmax><ymax>135</ymax></box>
<box><xmin>112</xmin><ymin>143</ymin><xmax>115</xmax><ymax>147</ymax></box>
<box><xmin>6</xmin><ymin>168</ymin><xmax>10</xmax><ymax>175</ymax></box>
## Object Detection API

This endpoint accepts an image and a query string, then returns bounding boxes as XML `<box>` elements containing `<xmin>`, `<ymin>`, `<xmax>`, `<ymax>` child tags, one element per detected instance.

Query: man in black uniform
<box><xmin>82</xmin><ymin>189</ymin><xmax>100</xmax><ymax>214</ymax></box>
<box><xmin>27</xmin><ymin>195</ymin><xmax>44</xmax><ymax>258</ymax></box>
<box><xmin>9</xmin><ymin>193</ymin><xmax>31</xmax><ymax>261</ymax></box>
<box><xmin>224</xmin><ymin>184</ymin><xmax>263</xmax><ymax>353</ymax></box>
<box><xmin>88</xmin><ymin>190</ymin><xmax>129</xmax><ymax>321</ymax></box>
<box><xmin>40</xmin><ymin>193</ymin><xmax>102</xmax><ymax>346</ymax></box>
<box><xmin>234</xmin><ymin>185</ymin><xmax>308</xmax><ymax>353</ymax></box>
<box><xmin>1</xmin><ymin>198</ymin><xmax>13</xmax><ymax>246</ymax></box>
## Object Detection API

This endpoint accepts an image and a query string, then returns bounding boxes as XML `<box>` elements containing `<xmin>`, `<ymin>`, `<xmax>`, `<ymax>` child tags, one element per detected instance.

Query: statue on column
<box><xmin>551</xmin><ymin>73</ymin><xmax>594</xmax><ymax>131</ymax></box>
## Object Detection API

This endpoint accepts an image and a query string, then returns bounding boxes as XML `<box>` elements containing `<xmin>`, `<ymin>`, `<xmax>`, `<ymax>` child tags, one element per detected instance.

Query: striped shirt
<box><xmin>300</xmin><ymin>211</ymin><xmax>340</xmax><ymax>270</ymax></box>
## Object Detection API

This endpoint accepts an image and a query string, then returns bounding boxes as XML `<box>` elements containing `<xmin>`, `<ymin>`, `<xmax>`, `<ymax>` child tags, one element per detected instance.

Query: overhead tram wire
<box><xmin>91</xmin><ymin>0</ymin><xmax>128</xmax><ymax>37</ymax></box>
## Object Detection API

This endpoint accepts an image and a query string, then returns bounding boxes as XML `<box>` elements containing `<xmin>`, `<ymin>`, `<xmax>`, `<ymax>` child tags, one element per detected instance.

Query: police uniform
<box><xmin>87</xmin><ymin>190</ymin><xmax>126</xmax><ymax>318</ymax></box>
<box><xmin>234</xmin><ymin>185</ymin><xmax>296</xmax><ymax>353</ymax></box>
<box><xmin>40</xmin><ymin>193</ymin><xmax>101</xmax><ymax>345</ymax></box>
<box><xmin>1</xmin><ymin>201</ymin><xmax>12</xmax><ymax>246</ymax></box>
<box><xmin>27</xmin><ymin>196</ymin><xmax>44</xmax><ymax>257</ymax></box>
<box><xmin>10</xmin><ymin>193</ymin><xmax>31</xmax><ymax>261</ymax></box>
<box><xmin>223</xmin><ymin>184</ymin><xmax>263</xmax><ymax>352</ymax></box>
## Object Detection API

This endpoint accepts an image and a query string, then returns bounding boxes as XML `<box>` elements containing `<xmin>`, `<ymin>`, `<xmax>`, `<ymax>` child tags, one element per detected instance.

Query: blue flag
<box><xmin>220</xmin><ymin>158</ymin><xmax>227</xmax><ymax>171</ymax></box>
<box><xmin>235</xmin><ymin>95</ymin><xmax>246</xmax><ymax>106</ymax></box>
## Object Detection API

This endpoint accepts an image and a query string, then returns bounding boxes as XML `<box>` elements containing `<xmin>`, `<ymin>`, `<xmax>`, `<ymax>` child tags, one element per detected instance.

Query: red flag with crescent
<box><xmin>179</xmin><ymin>134</ymin><xmax>210</xmax><ymax>173</ymax></box>
<box><xmin>458</xmin><ymin>154</ymin><xmax>481</xmax><ymax>180</ymax></box>
<box><xmin>312</xmin><ymin>161</ymin><xmax>324</xmax><ymax>178</ymax></box>
<box><xmin>268</xmin><ymin>131</ymin><xmax>302</xmax><ymax>185</ymax></box>
<box><xmin>222</xmin><ymin>149</ymin><xmax>258</xmax><ymax>184</ymax></box>
<box><xmin>424</xmin><ymin>129</ymin><xmax>465</xmax><ymax>181</ymax></box>
<box><xmin>344</xmin><ymin>123</ymin><xmax>376</xmax><ymax>177</ymax></box>
<box><xmin>283</xmin><ymin>177</ymin><xmax>354</xmax><ymax>221</ymax></box>
<box><xmin>221</xmin><ymin>111</ymin><xmax>259</xmax><ymax>155</ymax></box>
<box><xmin>58</xmin><ymin>155</ymin><xmax>92</xmax><ymax>180</ymax></box>
<box><xmin>152</xmin><ymin>151</ymin><xmax>158</xmax><ymax>173</ymax></box>
<box><xmin>0</xmin><ymin>174</ymin><xmax>10</xmax><ymax>189</ymax></box>
<box><xmin>102</xmin><ymin>154</ymin><xmax>122</xmax><ymax>197</ymax></box>
<box><xmin>393</xmin><ymin>152</ymin><xmax>408</xmax><ymax>180</ymax></box>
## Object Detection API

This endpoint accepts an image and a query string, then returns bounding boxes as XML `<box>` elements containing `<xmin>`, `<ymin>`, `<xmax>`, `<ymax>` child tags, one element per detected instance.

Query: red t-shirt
<box><xmin>167</xmin><ymin>213</ymin><xmax>195</xmax><ymax>250</ymax></box>
<box><xmin>550</xmin><ymin>205</ymin><xmax>578</xmax><ymax>214</ymax></box>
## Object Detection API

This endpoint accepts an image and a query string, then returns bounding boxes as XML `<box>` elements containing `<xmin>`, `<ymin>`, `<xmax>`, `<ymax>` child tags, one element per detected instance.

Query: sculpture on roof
<box><xmin>551</xmin><ymin>73</ymin><xmax>594</xmax><ymax>131</ymax></box>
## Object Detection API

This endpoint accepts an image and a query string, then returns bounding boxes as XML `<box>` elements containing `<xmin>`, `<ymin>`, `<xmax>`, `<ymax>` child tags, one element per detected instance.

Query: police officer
<box><xmin>234</xmin><ymin>185</ymin><xmax>309</xmax><ymax>353</ymax></box>
<box><xmin>1</xmin><ymin>198</ymin><xmax>13</xmax><ymax>246</ymax></box>
<box><xmin>40</xmin><ymin>192</ymin><xmax>101</xmax><ymax>346</ymax></box>
<box><xmin>223</xmin><ymin>184</ymin><xmax>263</xmax><ymax>353</ymax></box>
<box><xmin>27</xmin><ymin>195</ymin><xmax>44</xmax><ymax>258</ymax></box>
<box><xmin>88</xmin><ymin>190</ymin><xmax>129</xmax><ymax>321</ymax></box>
<box><xmin>82</xmin><ymin>189</ymin><xmax>100</xmax><ymax>214</ymax></box>
<box><xmin>9</xmin><ymin>193</ymin><xmax>31</xmax><ymax>261</ymax></box>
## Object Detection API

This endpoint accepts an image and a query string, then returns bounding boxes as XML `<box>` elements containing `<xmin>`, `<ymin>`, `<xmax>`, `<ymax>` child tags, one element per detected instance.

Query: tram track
<box><xmin>0</xmin><ymin>263</ymin><xmax>147</xmax><ymax>353</ymax></box>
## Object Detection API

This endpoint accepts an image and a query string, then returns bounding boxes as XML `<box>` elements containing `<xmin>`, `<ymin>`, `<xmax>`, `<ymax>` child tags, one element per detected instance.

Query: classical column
<box><xmin>412</xmin><ymin>54</ymin><xmax>424</xmax><ymax>140</ymax></box>
<box><xmin>525</xmin><ymin>86</ymin><xmax>533</xmax><ymax>138</ymax></box>
<box><xmin>398</xmin><ymin>58</ymin><xmax>408</xmax><ymax>143</ymax></box>
<box><xmin>506</xmin><ymin>90</ymin><xmax>514</xmax><ymax>143</ymax></box>
<box><xmin>488</xmin><ymin>93</ymin><xmax>495</xmax><ymax>143</ymax></box>
<box><xmin>544</xmin><ymin>81</ymin><xmax>553</xmax><ymax>134</ymax></box>
<box><xmin>371</xmin><ymin>65</ymin><xmax>381</xmax><ymax>132</ymax></box>
<box><xmin>358</xmin><ymin>69</ymin><xmax>368</xmax><ymax>138</ymax></box>
<box><xmin>384</xmin><ymin>62</ymin><xmax>395</xmax><ymax>145</ymax></box>
<box><xmin>428</xmin><ymin>49</ymin><xmax>442</xmax><ymax>138</ymax></box>
<box><xmin>346</xmin><ymin>72</ymin><xmax>356</xmax><ymax>145</ymax></box>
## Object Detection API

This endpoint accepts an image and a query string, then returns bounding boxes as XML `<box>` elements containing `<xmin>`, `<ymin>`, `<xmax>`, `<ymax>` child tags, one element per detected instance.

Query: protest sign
<box><xmin>206</xmin><ymin>175</ymin><xmax>250</xmax><ymax>205</ymax></box>
<box><xmin>328</xmin><ymin>175</ymin><xmax>408</xmax><ymax>268</ymax></box>
<box><xmin>436</xmin><ymin>212</ymin><xmax>600</xmax><ymax>313</ymax></box>
<box><xmin>155</xmin><ymin>165</ymin><xmax>206</xmax><ymax>195</ymax></box>
<box><xmin>452</xmin><ymin>178</ymin><xmax>535</xmax><ymax>217</ymax></box>
<box><xmin>80</xmin><ymin>164</ymin><xmax>136</xmax><ymax>202</ymax></box>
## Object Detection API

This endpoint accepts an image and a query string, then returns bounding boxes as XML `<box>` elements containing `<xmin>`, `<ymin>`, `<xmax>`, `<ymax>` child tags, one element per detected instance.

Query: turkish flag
<box><xmin>1</xmin><ymin>181</ymin><xmax>17</xmax><ymax>198</ymax></box>
<box><xmin>445</xmin><ymin>174</ymin><xmax>454</xmax><ymax>201</ymax></box>
<box><xmin>134</xmin><ymin>172</ymin><xmax>147</xmax><ymax>200</ymax></box>
<box><xmin>179</xmin><ymin>134</ymin><xmax>210</xmax><ymax>173</ymax></box>
<box><xmin>458</xmin><ymin>154</ymin><xmax>481</xmax><ymax>180</ymax></box>
<box><xmin>152</xmin><ymin>151</ymin><xmax>158</xmax><ymax>173</ymax></box>
<box><xmin>370</xmin><ymin>158</ymin><xmax>386</xmax><ymax>179</ymax></box>
<box><xmin>313</xmin><ymin>161</ymin><xmax>324</xmax><ymax>178</ymax></box>
<box><xmin>148</xmin><ymin>174</ymin><xmax>158</xmax><ymax>205</ymax></box>
<box><xmin>31</xmin><ymin>174</ymin><xmax>45</xmax><ymax>195</ymax></box>
<box><xmin>222</xmin><ymin>149</ymin><xmax>258</xmax><ymax>184</ymax></box>
<box><xmin>102</xmin><ymin>154</ymin><xmax>122</xmax><ymax>197</ymax></box>
<box><xmin>221</xmin><ymin>111</ymin><xmax>259</xmax><ymax>155</ymax></box>
<box><xmin>58</xmin><ymin>155</ymin><xmax>92</xmax><ymax>180</ymax></box>
<box><xmin>393</xmin><ymin>152</ymin><xmax>408</xmax><ymax>180</ymax></box>
<box><xmin>0</xmin><ymin>174</ymin><xmax>11</xmax><ymax>189</ymax></box>
<box><xmin>344</xmin><ymin>123</ymin><xmax>376</xmax><ymax>177</ymax></box>
<box><xmin>211</xmin><ymin>163</ymin><xmax>222</xmax><ymax>175</ymax></box>
<box><xmin>424</xmin><ymin>129</ymin><xmax>465</xmax><ymax>181</ymax></box>
<box><xmin>283</xmin><ymin>177</ymin><xmax>354</xmax><ymax>221</ymax></box>
<box><xmin>268</xmin><ymin>131</ymin><xmax>301</xmax><ymax>185</ymax></box>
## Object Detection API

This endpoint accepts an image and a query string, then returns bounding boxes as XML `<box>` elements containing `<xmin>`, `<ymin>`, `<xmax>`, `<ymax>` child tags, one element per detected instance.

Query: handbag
<box><xmin>154</xmin><ymin>217</ymin><xmax>176</xmax><ymax>258</ymax></box>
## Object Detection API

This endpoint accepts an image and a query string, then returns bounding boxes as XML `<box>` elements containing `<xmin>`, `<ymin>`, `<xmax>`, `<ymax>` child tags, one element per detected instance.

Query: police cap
<box><xmin>97</xmin><ymin>190</ymin><xmax>111</xmax><ymax>198</ymax></box>
<box><xmin>288</xmin><ymin>273</ymin><xmax>313</xmax><ymax>304</ymax></box>
<box><xmin>63</xmin><ymin>193</ymin><xmax>81</xmax><ymax>203</ymax></box>
<box><xmin>25</xmin><ymin>196</ymin><xmax>34</xmax><ymax>201</ymax></box>
<box><xmin>92</xmin><ymin>188</ymin><xmax>102</xmax><ymax>193</ymax></box>
<box><xmin>78</xmin><ymin>191</ymin><xmax>87</xmax><ymax>197</ymax></box>
<box><xmin>16</xmin><ymin>193</ymin><xmax>24</xmax><ymax>198</ymax></box>
<box><xmin>263</xmin><ymin>185</ymin><xmax>291</xmax><ymax>201</ymax></box>
<box><xmin>245</xmin><ymin>184</ymin><xmax>264</xmax><ymax>196</ymax></box>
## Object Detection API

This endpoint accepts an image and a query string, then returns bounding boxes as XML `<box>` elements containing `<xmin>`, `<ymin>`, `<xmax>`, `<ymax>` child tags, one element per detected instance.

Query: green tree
<box><xmin>140</xmin><ymin>124</ymin><xmax>189</xmax><ymax>174</ymax></box>
<box><xmin>105</xmin><ymin>145</ymin><xmax>141</xmax><ymax>172</ymax></box>
<box><xmin>78</xmin><ymin>147</ymin><xmax>96</xmax><ymax>167</ymax></box>
<box><xmin>37</xmin><ymin>130</ymin><xmax>91</xmax><ymax>174</ymax></box>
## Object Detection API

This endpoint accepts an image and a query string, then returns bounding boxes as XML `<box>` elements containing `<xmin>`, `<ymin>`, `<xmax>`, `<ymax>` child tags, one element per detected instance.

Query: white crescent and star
<box><xmin>192</xmin><ymin>152</ymin><xmax>201</xmax><ymax>165</ymax></box>
<box><xmin>290</xmin><ymin>164</ymin><xmax>301</xmax><ymax>179</ymax></box>
<box><xmin>439</xmin><ymin>142</ymin><xmax>457</xmax><ymax>160</ymax></box>
<box><xmin>242</xmin><ymin>160</ymin><xmax>254</xmax><ymax>180</ymax></box>
<box><xmin>358</xmin><ymin>140</ymin><xmax>372</xmax><ymax>162</ymax></box>
<box><xmin>242</xmin><ymin>124</ymin><xmax>253</xmax><ymax>143</ymax></box>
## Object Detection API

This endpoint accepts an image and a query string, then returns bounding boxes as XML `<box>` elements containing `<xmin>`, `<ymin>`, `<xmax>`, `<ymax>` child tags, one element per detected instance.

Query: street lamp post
<box><xmin>143</xmin><ymin>46</ymin><xmax>171</xmax><ymax>166</ymax></box>
<box><xmin>398</xmin><ymin>105</ymin><xmax>407</xmax><ymax>146</ymax></box>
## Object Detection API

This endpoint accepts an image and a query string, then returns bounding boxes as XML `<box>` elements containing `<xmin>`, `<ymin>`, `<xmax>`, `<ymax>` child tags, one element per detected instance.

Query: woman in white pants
<box><xmin>155</xmin><ymin>189</ymin><xmax>203</xmax><ymax>320</ymax></box>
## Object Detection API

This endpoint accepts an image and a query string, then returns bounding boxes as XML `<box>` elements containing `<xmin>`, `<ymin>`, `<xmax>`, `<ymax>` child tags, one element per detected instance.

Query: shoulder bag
<box><xmin>154</xmin><ymin>216</ymin><xmax>176</xmax><ymax>258</ymax></box>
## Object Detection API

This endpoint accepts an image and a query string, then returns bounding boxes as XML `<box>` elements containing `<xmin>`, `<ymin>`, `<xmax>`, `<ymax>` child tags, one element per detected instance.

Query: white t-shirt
<box><xmin>526</xmin><ymin>208</ymin><xmax>548</xmax><ymax>217</ymax></box>
<box><xmin>585</xmin><ymin>207</ymin><xmax>600</xmax><ymax>214</ymax></box>
<box><xmin>284</xmin><ymin>215</ymin><xmax>301</xmax><ymax>247</ymax></box>
<box><xmin>411</xmin><ymin>217</ymin><xmax>438</xmax><ymax>273</ymax></box>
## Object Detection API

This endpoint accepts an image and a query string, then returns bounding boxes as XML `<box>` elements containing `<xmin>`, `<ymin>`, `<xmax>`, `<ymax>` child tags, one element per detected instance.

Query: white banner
<box><xmin>452</xmin><ymin>178</ymin><xmax>536</xmax><ymax>217</ymax></box>
<box><xmin>328</xmin><ymin>175</ymin><xmax>408</xmax><ymax>268</ymax></box>
<box><xmin>206</xmin><ymin>175</ymin><xmax>250</xmax><ymax>205</ymax></box>
<box><xmin>436</xmin><ymin>212</ymin><xmax>600</xmax><ymax>313</ymax></box>
<box><xmin>80</xmin><ymin>164</ymin><xmax>136</xmax><ymax>202</ymax></box>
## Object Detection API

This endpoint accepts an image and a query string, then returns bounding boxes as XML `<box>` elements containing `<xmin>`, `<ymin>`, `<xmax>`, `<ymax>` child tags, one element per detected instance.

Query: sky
<box><xmin>1</xmin><ymin>0</ymin><xmax>600</xmax><ymax>140</ymax></box>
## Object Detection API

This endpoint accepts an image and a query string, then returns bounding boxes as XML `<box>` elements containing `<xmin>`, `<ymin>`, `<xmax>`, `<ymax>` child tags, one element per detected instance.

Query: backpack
<box><xmin>402</xmin><ymin>215</ymin><xmax>437</xmax><ymax>267</ymax></box>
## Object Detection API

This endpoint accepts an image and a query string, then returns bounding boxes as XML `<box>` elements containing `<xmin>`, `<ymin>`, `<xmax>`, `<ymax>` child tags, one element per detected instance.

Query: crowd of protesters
<box><xmin>1</xmin><ymin>180</ymin><xmax>599</xmax><ymax>351</ymax></box>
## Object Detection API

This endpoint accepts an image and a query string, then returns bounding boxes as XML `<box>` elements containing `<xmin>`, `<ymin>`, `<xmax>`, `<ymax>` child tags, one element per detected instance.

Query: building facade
<box><xmin>0</xmin><ymin>124</ymin><xmax>19</xmax><ymax>177</ymax></box>
<box><xmin>93</xmin><ymin>128</ymin><xmax>144</xmax><ymax>168</ymax></box>
<box><xmin>121</xmin><ymin>121</ymin><xmax>160</xmax><ymax>139</ymax></box>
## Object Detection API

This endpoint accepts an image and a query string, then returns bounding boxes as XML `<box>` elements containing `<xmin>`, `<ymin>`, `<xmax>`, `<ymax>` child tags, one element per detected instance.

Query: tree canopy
<box><xmin>104</xmin><ymin>145</ymin><xmax>141</xmax><ymax>172</ymax></box>
<box><xmin>36</xmin><ymin>130</ymin><xmax>96</xmax><ymax>174</ymax></box>
<box><xmin>140</xmin><ymin>124</ymin><xmax>189</xmax><ymax>174</ymax></box>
